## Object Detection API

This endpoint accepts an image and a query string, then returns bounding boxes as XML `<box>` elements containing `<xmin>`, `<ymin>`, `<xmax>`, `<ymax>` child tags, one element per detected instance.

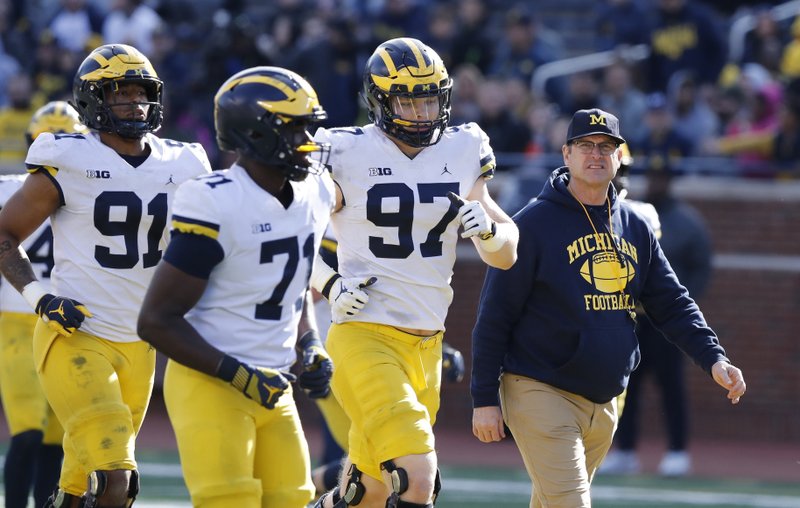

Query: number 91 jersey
<box><xmin>25</xmin><ymin>131</ymin><xmax>212</xmax><ymax>342</ymax></box>
<box><xmin>314</xmin><ymin>123</ymin><xmax>495</xmax><ymax>331</ymax></box>
<box><xmin>0</xmin><ymin>175</ymin><xmax>53</xmax><ymax>314</ymax></box>
<box><xmin>171</xmin><ymin>165</ymin><xmax>335</xmax><ymax>370</ymax></box>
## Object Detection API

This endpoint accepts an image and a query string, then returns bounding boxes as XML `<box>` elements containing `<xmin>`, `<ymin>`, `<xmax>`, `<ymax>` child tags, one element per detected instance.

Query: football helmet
<box><xmin>362</xmin><ymin>37</ymin><xmax>452</xmax><ymax>147</ymax></box>
<box><xmin>72</xmin><ymin>44</ymin><xmax>163</xmax><ymax>139</ymax></box>
<box><xmin>214</xmin><ymin>66</ymin><xmax>330</xmax><ymax>181</ymax></box>
<box><xmin>26</xmin><ymin>101</ymin><xmax>88</xmax><ymax>145</ymax></box>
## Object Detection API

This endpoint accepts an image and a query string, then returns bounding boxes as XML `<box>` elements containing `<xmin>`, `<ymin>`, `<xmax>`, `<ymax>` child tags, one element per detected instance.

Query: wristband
<box><xmin>216</xmin><ymin>354</ymin><xmax>241</xmax><ymax>383</ymax></box>
<box><xmin>479</xmin><ymin>222</ymin><xmax>511</xmax><ymax>253</ymax></box>
<box><xmin>310</xmin><ymin>255</ymin><xmax>339</xmax><ymax>297</ymax></box>
<box><xmin>22</xmin><ymin>281</ymin><xmax>47</xmax><ymax>311</ymax></box>
<box><xmin>320</xmin><ymin>274</ymin><xmax>341</xmax><ymax>300</ymax></box>
<box><xmin>298</xmin><ymin>329</ymin><xmax>323</xmax><ymax>350</ymax></box>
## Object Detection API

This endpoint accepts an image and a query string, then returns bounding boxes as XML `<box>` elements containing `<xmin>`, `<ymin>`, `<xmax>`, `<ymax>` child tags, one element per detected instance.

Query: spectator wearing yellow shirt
<box><xmin>0</xmin><ymin>73</ymin><xmax>41</xmax><ymax>170</ymax></box>
<box><xmin>781</xmin><ymin>16</ymin><xmax>800</xmax><ymax>78</ymax></box>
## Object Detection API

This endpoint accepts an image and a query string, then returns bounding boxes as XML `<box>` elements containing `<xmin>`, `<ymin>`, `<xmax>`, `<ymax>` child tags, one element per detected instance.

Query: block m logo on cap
<box><xmin>589</xmin><ymin>114</ymin><xmax>607</xmax><ymax>126</ymax></box>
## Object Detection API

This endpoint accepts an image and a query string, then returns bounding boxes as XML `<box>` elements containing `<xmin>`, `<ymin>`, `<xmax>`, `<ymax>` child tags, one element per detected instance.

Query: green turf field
<box><xmin>4</xmin><ymin>447</ymin><xmax>800</xmax><ymax>507</ymax></box>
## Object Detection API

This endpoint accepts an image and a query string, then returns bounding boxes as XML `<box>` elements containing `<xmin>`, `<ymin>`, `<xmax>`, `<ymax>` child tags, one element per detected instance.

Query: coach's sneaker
<box><xmin>658</xmin><ymin>451</ymin><xmax>691</xmax><ymax>477</ymax></box>
<box><xmin>598</xmin><ymin>450</ymin><xmax>640</xmax><ymax>475</ymax></box>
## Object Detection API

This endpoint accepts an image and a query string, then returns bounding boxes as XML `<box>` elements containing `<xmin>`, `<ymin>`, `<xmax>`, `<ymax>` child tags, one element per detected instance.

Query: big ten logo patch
<box><xmin>369</xmin><ymin>167</ymin><xmax>392</xmax><ymax>176</ymax></box>
<box><xmin>252</xmin><ymin>223</ymin><xmax>272</xmax><ymax>234</ymax></box>
<box><xmin>86</xmin><ymin>170</ymin><xmax>111</xmax><ymax>179</ymax></box>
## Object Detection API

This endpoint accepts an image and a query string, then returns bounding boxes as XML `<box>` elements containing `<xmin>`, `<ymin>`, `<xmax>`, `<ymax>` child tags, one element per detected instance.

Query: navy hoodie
<box><xmin>471</xmin><ymin>167</ymin><xmax>728</xmax><ymax>406</ymax></box>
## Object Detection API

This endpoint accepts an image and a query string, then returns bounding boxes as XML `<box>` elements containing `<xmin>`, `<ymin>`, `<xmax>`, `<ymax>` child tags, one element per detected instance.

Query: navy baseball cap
<box><xmin>566</xmin><ymin>108</ymin><xmax>626</xmax><ymax>145</ymax></box>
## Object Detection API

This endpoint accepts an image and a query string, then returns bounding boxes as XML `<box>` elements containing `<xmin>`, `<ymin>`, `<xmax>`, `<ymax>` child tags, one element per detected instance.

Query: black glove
<box><xmin>35</xmin><ymin>294</ymin><xmax>92</xmax><ymax>337</ymax></box>
<box><xmin>297</xmin><ymin>330</ymin><xmax>333</xmax><ymax>399</ymax></box>
<box><xmin>442</xmin><ymin>342</ymin><xmax>465</xmax><ymax>383</ymax></box>
<box><xmin>217</xmin><ymin>355</ymin><xmax>296</xmax><ymax>409</ymax></box>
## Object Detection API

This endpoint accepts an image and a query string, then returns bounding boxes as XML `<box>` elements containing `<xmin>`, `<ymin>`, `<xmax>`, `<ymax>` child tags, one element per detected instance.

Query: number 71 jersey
<box><xmin>171</xmin><ymin>165</ymin><xmax>335</xmax><ymax>369</ymax></box>
<box><xmin>315</xmin><ymin>123</ymin><xmax>496</xmax><ymax>331</ymax></box>
<box><xmin>25</xmin><ymin>131</ymin><xmax>212</xmax><ymax>343</ymax></box>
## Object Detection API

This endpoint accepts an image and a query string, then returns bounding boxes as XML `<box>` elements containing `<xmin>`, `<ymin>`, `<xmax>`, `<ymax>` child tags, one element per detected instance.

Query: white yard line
<box><xmin>3</xmin><ymin>461</ymin><xmax>798</xmax><ymax>507</ymax></box>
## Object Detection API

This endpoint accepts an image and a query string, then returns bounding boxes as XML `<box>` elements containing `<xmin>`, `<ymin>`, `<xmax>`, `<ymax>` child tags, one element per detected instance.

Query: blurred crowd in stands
<box><xmin>1</xmin><ymin>0</ymin><xmax>800</xmax><ymax>190</ymax></box>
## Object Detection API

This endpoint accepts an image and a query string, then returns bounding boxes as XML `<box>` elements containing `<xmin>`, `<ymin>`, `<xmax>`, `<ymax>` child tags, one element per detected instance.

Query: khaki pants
<box><xmin>501</xmin><ymin>374</ymin><xmax>617</xmax><ymax>508</ymax></box>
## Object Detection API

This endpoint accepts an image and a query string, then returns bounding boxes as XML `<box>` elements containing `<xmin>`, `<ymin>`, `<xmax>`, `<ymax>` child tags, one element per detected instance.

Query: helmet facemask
<box><xmin>363</xmin><ymin>38</ymin><xmax>452</xmax><ymax>148</ymax></box>
<box><xmin>250</xmin><ymin>114</ymin><xmax>330</xmax><ymax>182</ymax></box>
<box><xmin>368</xmin><ymin>84</ymin><xmax>452</xmax><ymax>147</ymax></box>
<box><xmin>82</xmin><ymin>79</ymin><xmax>163</xmax><ymax>139</ymax></box>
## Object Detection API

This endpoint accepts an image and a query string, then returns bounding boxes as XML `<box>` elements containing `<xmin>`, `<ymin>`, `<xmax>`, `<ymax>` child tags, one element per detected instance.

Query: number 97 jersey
<box><xmin>314</xmin><ymin>123</ymin><xmax>496</xmax><ymax>331</ymax></box>
<box><xmin>25</xmin><ymin>131</ymin><xmax>212</xmax><ymax>343</ymax></box>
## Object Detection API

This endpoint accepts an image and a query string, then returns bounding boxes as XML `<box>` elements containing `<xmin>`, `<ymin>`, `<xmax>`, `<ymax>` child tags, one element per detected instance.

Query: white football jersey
<box><xmin>314</xmin><ymin>123</ymin><xmax>495</xmax><ymax>331</ymax></box>
<box><xmin>25</xmin><ymin>131</ymin><xmax>211</xmax><ymax>342</ymax></box>
<box><xmin>171</xmin><ymin>165</ymin><xmax>335</xmax><ymax>370</ymax></box>
<box><xmin>626</xmin><ymin>199</ymin><xmax>661</xmax><ymax>238</ymax></box>
<box><xmin>0</xmin><ymin>175</ymin><xmax>53</xmax><ymax>314</ymax></box>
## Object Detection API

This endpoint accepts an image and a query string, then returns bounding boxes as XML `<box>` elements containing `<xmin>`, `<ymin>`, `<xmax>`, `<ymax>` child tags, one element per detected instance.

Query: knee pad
<box><xmin>381</xmin><ymin>460</ymin><xmax>409</xmax><ymax>498</ymax></box>
<box><xmin>381</xmin><ymin>461</ymin><xmax>439</xmax><ymax>508</ymax></box>
<box><xmin>82</xmin><ymin>470</ymin><xmax>139</xmax><ymax>508</ymax></box>
<box><xmin>45</xmin><ymin>489</ymin><xmax>83</xmax><ymax>507</ymax></box>
<box><xmin>340</xmin><ymin>463</ymin><xmax>366</xmax><ymax>506</ymax></box>
<box><xmin>315</xmin><ymin>463</ymin><xmax>367</xmax><ymax>508</ymax></box>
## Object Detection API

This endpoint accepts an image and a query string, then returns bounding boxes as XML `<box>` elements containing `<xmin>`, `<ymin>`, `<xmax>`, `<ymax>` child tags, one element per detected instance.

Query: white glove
<box><xmin>329</xmin><ymin>276</ymin><xmax>377</xmax><ymax>322</ymax></box>
<box><xmin>448</xmin><ymin>192</ymin><xmax>496</xmax><ymax>240</ymax></box>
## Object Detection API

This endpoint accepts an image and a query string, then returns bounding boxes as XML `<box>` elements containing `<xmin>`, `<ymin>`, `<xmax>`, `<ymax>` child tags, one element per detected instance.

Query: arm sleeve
<box><xmin>163</xmin><ymin>232</ymin><xmax>224</xmax><ymax>279</ymax></box>
<box><xmin>164</xmin><ymin>178</ymin><xmax>225</xmax><ymax>278</ymax></box>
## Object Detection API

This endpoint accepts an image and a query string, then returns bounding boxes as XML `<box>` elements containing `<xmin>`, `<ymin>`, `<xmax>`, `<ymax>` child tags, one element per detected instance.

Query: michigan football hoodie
<box><xmin>471</xmin><ymin>167</ymin><xmax>728</xmax><ymax>406</ymax></box>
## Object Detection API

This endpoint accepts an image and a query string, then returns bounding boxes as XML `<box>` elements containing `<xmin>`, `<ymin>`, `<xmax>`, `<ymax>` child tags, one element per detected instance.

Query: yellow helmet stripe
<box><xmin>80</xmin><ymin>46</ymin><xmax>158</xmax><ymax>81</ymax></box>
<box><xmin>377</xmin><ymin>39</ymin><xmax>434</xmax><ymax>78</ymax></box>
<box><xmin>405</xmin><ymin>39</ymin><xmax>433</xmax><ymax>73</ymax></box>
<box><xmin>215</xmin><ymin>75</ymin><xmax>321</xmax><ymax>117</ymax></box>
<box><xmin>373</xmin><ymin>39</ymin><xmax>440</xmax><ymax>92</ymax></box>
<box><xmin>378</xmin><ymin>49</ymin><xmax>398</xmax><ymax>78</ymax></box>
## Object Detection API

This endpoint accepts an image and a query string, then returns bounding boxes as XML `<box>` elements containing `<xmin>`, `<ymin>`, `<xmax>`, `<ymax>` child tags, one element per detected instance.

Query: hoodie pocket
<box><xmin>555</xmin><ymin>327</ymin><xmax>640</xmax><ymax>403</ymax></box>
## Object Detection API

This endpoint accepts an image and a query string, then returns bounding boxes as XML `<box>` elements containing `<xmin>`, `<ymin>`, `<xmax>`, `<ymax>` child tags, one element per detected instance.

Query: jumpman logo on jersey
<box><xmin>441</xmin><ymin>164</ymin><xmax>451</xmax><ymax>175</ymax></box>
<box><xmin>166</xmin><ymin>174</ymin><xmax>176</xmax><ymax>185</ymax></box>
<box><xmin>48</xmin><ymin>301</ymin><xmax>66</xmax><ymax>320</ymax></box>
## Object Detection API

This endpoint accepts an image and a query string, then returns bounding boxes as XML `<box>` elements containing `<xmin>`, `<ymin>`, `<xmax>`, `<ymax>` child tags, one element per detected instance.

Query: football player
<box><xmin>137</xmin><ymin>66</ymin><xmax>335</xmax><ymax>508</ymax></box>
<box><xmin>308</xmin><ymin>235</ymin><xmax>466</xmax><ymax>497</ymax></box>
<box><xmin>0</xmin><ymin>101</ymin><xmax>87</xmax><ymax>508</ymax></box>
<box><xmin>0</xmin><ymin>44</ymin><xmax>211</xmax><ymax>507</ymax></box>
<box><xmin>310</xmin><ymin>38</ymin><xmax>519</xmax><ymax>508</ymax></box>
